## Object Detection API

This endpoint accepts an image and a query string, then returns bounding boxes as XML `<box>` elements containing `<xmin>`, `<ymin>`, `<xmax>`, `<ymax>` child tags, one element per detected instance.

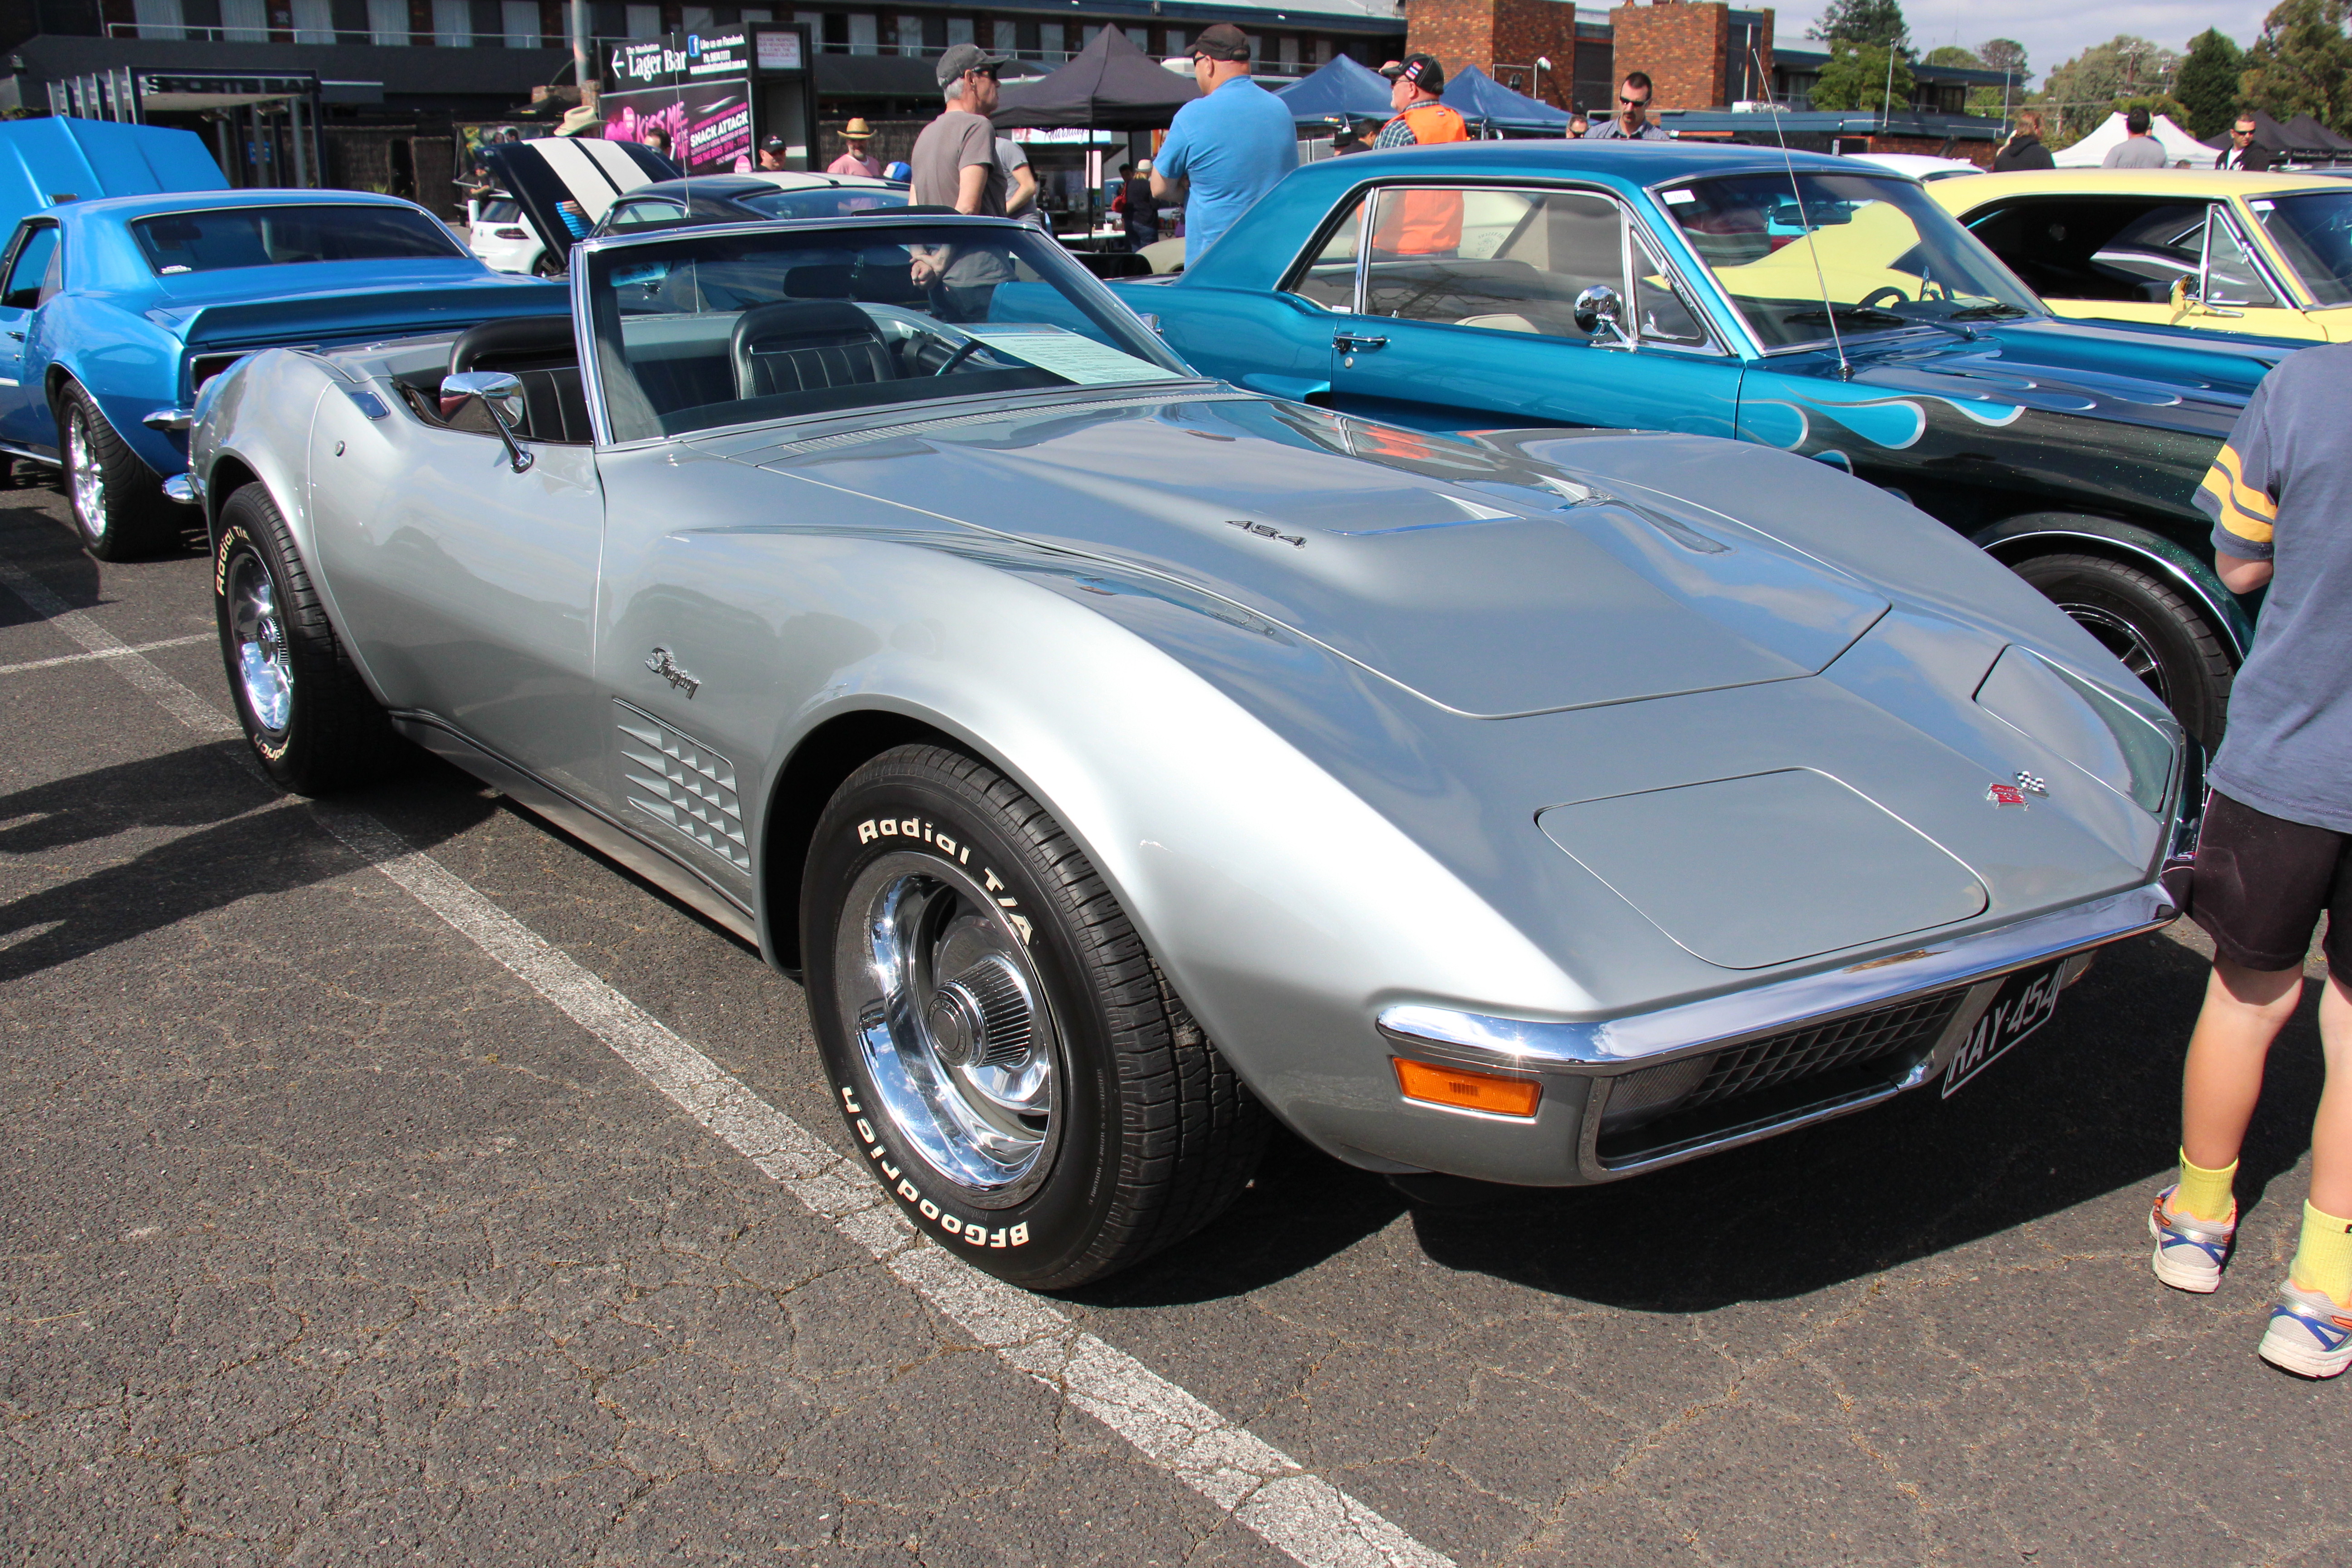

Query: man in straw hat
<box><xmin>829</xmin><ymin>118</ymin><xmax>883</xmax><ymax>177</ymax></box>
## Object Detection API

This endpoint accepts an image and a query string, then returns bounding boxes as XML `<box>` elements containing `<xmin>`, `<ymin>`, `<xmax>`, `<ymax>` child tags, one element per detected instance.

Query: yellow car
<box><xmin>1931</xmin><ymin>169</ymin><xmax>2352</xmax><ymax>341</ymax></box>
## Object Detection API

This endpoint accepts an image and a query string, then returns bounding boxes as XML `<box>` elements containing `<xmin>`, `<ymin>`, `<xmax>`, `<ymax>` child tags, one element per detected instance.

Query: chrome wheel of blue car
<box><xmin>65</xmin><ymin>402</ymin><xmax>104</xmax><ymax>538</ymax></box>
<box><xmin>59</xmin><ymin>384</ymin><xmax>181</xmax><ymax>561</ymax></box>
<box><xmin>843</xmin><ymin>851</ymin><xmax>1061</xmax><ymax>1200</ymax></box>
<box><xmin>225</xmin><ymin>552</ymin><xmax>293</xmax><ymax>734</ymax></box>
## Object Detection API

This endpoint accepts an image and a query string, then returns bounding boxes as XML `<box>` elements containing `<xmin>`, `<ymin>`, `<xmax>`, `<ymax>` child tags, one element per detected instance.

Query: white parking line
<box><xmin>0</xmin><ymin>554</ymin><xmax>1457</xmax><ymax>1568</ymax></box>
<box><xmin>0</xmin><ymin>632</ymin><xmax>212</xmax><ymax>676</ymax></box>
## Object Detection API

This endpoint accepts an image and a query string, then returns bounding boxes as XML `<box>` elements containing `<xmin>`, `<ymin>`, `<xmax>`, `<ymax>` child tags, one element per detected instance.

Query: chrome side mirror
<box><xmin>441</xmin><ymin>369</ymin><xmax>534</xmax><ymax>473</ymax></box>
<box><xmin>1573</xmin><ymin>284</ymin><xmax>1634</xmax><ymax>348</ymax></box>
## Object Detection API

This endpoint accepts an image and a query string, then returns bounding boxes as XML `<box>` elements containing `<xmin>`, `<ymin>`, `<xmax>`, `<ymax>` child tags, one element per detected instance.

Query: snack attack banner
<box><xmin>602</xmin><ymin>29</ymin><xmax>759</xmax><ymax>174</ymax></box>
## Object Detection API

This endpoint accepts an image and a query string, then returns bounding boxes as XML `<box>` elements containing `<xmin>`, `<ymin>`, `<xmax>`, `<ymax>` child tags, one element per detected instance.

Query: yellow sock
<box><xmin>2290</xmin><ymin>1202</ymin><xmax>2352</xmax><ymax>1307</ymax></box>
<box><xmin>2174</xmin><ymin>1149</ymin><xmax>2237</xmax><ymax>1222</ymax></box>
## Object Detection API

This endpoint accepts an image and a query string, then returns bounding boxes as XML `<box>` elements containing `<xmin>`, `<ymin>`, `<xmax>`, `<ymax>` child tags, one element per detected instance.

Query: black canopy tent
<box><xmin>991</xmin><ymin>26</ymin><xmax>1200</xmax><ymax>130</ymax></box>
<box><xmin>991</xmin><ymin>28</ymin><xmax>1201</xmax><ymax>271</ymax></box>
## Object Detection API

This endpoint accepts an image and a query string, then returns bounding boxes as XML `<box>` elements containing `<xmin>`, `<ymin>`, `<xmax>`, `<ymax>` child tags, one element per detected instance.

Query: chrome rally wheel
<box><xmin>225</xmin><ymin>550</ymin><xmax>293</xmax><ymax>736</ymax></box>
<box><xmin>65</xmin><ymin>401</ymin><xmax>104</xmax><ymax>542</ymax></box>
<box><xmin>803</xmin><ymin>745</ymin><xmax>1267</xmax><ymax>1289</ymax></box>
<box><xmin>211</xmin><ymin>484</ymin><xmax>404</xmax><ymax>795</ymax></box>
<box><xmin>841</xmin><ymin>853</ymin><xmax>1062</xmax><ymax>1205</ymax></box>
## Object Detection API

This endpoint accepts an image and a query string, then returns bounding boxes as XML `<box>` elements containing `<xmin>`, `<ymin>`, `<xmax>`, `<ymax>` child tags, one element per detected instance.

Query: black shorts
<box><xmin>2181</xmin><ymin>790</ymin><xmax>2352</xmax><ymax>973</ymax></box>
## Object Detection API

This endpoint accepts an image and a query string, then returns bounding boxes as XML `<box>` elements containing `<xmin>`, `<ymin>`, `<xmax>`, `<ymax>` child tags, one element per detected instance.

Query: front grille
<box><xmin>1686</xmin><ymin>991</ymin><xmax>1965</xmax><ymax>1110</ymax></box>
<box><xmin>1595</xmin><ymin>987</ymin><xmax>1968</xmax><ymax>1168</ymax></box>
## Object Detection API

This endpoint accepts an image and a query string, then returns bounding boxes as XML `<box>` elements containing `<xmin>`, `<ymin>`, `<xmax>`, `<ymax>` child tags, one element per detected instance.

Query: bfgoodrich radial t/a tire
<box><xmin>212</xmin><ymin>484</ymin><xmax>405</xmax><ymax>795</ymax></box>
<box><xmin>803</xmin><ymin>745</ymin><xmax>1267</xmax><ymax>1290</ymax></box>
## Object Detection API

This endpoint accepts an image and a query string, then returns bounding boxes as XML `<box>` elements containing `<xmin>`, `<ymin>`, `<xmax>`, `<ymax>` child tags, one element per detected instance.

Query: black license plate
<box><xmin>1942</xmin><ymin>960</ymin><xmax>2067</xmax><ymax>1099</ymax></box>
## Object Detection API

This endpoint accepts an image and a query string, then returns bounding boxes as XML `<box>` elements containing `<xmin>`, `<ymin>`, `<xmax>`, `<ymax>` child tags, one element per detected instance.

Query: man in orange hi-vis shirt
<box><xmin>1371</xmin><ymin>55</ymin><xmax>1468</xmax><ymax>255</ymax></box>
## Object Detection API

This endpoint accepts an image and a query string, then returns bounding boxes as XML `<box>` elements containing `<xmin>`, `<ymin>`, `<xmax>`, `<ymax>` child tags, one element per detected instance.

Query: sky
<box><xmin>1783</xmin><ymin>0</ymin><xmax>2278</xmax><ymax>86</ymax></box>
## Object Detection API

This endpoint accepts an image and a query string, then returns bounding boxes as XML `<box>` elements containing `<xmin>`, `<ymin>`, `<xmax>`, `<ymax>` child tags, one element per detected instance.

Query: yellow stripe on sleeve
<box><xmin>2200</xmin><ymin>466</ymin><xmax>2275</xmax><ymax>545</ymax></box>
<box><xmin>2209</xmin><ymin>444</ymin><xmax>2278</xmax><ymax>521</ymax></box>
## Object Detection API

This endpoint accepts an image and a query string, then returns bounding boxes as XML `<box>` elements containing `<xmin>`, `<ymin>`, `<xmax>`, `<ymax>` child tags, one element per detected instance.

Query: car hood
<box><xmin>727</xmin><ymin>394</ymin><xmax>1890</xmax><ymax>718</ymax></box>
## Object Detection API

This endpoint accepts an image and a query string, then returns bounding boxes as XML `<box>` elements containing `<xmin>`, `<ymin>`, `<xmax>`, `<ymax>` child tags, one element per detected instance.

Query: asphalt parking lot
<box><xmin>2</xmin><ymin>473</ymin><xmax>2347</xmax><ymax>1568</ymax></box>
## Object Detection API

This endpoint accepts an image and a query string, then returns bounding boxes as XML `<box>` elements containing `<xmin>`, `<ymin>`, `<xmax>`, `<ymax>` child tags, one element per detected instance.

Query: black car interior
<box><xmin>1962</xmin><ymin>198</ymin><xmax>2210</xmax><ymax>303</ymax></box>
<box><xmin>398</xmin><ymin>314</ymin><xmax>591</xmax><ymax>445</ymax></box>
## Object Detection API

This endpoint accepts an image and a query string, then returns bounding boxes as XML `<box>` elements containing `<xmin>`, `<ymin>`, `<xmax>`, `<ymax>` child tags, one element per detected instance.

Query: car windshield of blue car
<box><xmin>586</xmin><ymin>223</ymin><xmax>1196</xmax><ymax>441</ymax></box>
<box><xmin>2249</xmin><ymin>191</ymin><xmax>2352</xmax><ymax>306</ymax></box>
<box><xmin>741</xmin><ymin>186</ymin><xmax>910</xmax><ymax>221</ymax></box>
<box><xmin>131</xmin><ymin>206</ymin><xmax>466</xmax><ymax>275</ymax></box>
<box><xmin>1660</xmin><ymin>173</ymin><xmax>2042</xmax><ymax>349</ymax></box>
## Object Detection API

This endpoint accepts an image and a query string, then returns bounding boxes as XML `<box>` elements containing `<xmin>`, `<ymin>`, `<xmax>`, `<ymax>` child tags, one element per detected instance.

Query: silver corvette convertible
<box><xmin>187</xmin><ymin>213</ymin><xmax>2193</xmax><ymax>1288</ymax></box>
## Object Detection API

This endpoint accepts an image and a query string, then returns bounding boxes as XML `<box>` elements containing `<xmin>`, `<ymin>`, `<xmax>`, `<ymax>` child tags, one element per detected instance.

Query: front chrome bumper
<box><xmin>1378</xmin><ymin>878</ymin><xmax>2177</xmax><ymax>1183</ymax></box>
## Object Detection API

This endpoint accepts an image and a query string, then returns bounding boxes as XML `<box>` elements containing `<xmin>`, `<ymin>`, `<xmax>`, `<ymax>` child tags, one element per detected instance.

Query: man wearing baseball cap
<box><xmin>1374</xmin><ymin>54</ymin><xmax>1466</xmax><ymax>147</ymax></box>
<box><xmin>1369</xmin><ymin>54</ymin><xmax>1467</xmax><ymax>258</ymax></box>
<box><xmin>910</xmin><ymin>41</ymin><xmax>1015</xmax><ymax>317</ymax></box>
<box><xmin>1149</xmin><ymin>22</ymin><xmax>1298</xmax><ymax>263</ymax></box>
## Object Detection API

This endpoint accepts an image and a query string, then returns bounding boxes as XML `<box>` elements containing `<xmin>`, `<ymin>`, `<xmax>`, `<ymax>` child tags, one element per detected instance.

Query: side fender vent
<box><xmin>615</xmin><ymin>701</ymin><xmax>750</xmax><ymax>873</ymax></box>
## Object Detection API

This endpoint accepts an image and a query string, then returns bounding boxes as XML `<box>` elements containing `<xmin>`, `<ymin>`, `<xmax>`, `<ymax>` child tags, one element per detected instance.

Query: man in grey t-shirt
<box><xmin>2102</xmin><ymin>107</ymin><xmax>2170</xmax><ymax>167</ymax></box>
<box><xmin>910</xmin><ymin>41</ymin><xmax>1014</xmax><ymax>319</ymax></box>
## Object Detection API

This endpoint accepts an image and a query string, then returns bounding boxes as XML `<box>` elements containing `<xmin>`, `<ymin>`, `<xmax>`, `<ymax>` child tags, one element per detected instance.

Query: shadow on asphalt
<box><xmin>0</xmin><ymin>745</ymin><xmax>494</xmax><ymax>987</ymax></box>
<box><xmin>1086</xmin><ymin>932</ymin><xmax>2330</xmax><ymax>1313</ymax></box>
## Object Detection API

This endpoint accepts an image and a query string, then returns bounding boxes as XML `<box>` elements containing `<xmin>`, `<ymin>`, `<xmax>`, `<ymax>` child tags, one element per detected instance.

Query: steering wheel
<box><xmin>1858</xmin><ymin>285</ymin><xmax>1910</xmax><ymax>309</ymax></box>
<box><xmin>933</xmin><ymin>339</ymin><xmax>983</xmax><ymax>377</ymax></box>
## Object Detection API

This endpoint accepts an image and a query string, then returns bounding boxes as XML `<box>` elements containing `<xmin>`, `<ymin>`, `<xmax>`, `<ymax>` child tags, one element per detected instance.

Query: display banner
<box><xmin>600</xmin><ymin>26</ymin><xmax>806</xmax><ymax>176</ymax></box>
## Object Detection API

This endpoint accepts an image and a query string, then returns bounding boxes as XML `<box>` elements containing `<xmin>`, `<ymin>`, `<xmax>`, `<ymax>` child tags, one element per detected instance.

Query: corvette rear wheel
<box><xmin>2012</xmin><ymin>552</ymin><xmax>2234</xmax><ymax>746</ymax></box>
<box><xmin>60</xmin><ymin>384</ymin><xmax>183</xmax><ymax>561</ymax></box>
<box><xmin>803</xmin><ymin>745</ymin><xmax>1267</xmax><ymax>1289</ymax></box>
<box><xmin>213</xmin><ymin>484</ymin><xmax>405</xmax><ymax>794</ymax></box>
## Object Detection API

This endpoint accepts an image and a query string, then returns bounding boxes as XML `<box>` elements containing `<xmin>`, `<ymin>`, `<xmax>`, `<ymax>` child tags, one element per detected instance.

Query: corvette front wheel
<box><xmin>213</xmin><ymin>485</ymin><xmax>405</xmax><ymax>794</ymax></box>
<box><xmin>802</xmin><ymin>745</ymin><xmax>1266</xmax><ymax>1290</ymax></box>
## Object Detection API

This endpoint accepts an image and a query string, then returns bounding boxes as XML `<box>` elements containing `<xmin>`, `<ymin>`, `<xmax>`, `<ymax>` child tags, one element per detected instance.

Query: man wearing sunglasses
<box><xmin>910</xmin><ymin>42</ymin><xmax>1014</xmax><ymax>317</ymax></box>
<box><xmin>1583</xmin><ymin>71</ymin><xmax>1668</xmax><ymax>140</ymax></box>
<box><xmin>2218</xmin><ymin>116</ymin><xmax>2274</xmax><ymax>172</ymax></box>
<box><xmin>1150</xmin><ymin>23</ymin><xmax>1298</xmax><ymax>261</ymax></box>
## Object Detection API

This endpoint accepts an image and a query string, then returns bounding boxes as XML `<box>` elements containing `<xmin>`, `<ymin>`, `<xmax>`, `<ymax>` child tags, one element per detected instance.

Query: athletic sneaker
<box><xmin>2149</xmin><ymin>1185</ymin><xmax>2235</xmax><ymax>1293</ymax></box>
<box><xmin>2258</xmin><ymin>1281</ymin><xmax>2352</xmax><ymax>1378</ymax></box>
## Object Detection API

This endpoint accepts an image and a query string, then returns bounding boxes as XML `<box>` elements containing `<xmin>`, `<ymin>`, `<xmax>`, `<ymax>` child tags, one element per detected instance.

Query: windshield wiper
<box><xmin>1785</xmin><ymin>305</ymin><xmax>1977</xmax><ymax>343</ymax></box>
<box><xmin>1948</xmin><ymin>303</ymin><xmax>2034</xmax><ymax>321</ymax></box>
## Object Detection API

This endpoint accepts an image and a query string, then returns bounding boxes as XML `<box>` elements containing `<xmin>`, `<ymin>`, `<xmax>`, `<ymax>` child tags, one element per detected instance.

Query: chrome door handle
<box><xmin>1333</xmin><ymin>331</ymin><xmax>1388</xmax><ymax>352</ymax></box>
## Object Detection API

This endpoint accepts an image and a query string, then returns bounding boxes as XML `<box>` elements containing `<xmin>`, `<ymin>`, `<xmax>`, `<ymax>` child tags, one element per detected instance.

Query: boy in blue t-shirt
<box><xmin>2149</xmin><ymin>343</ymin><xmax>2352</xmax><ymax>1377</ymax></box>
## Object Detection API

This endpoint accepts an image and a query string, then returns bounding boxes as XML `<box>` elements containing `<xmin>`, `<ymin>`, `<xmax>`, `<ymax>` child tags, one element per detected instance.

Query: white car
<box><xmin>1847</xmin><ymin>152</ymin><xmax>1984</xmax><ymax>182</ymax></box>
<box><xmin>466</xmin><ymin>196</ymin><xmax>550</xmax><ymax>277</ymax></box>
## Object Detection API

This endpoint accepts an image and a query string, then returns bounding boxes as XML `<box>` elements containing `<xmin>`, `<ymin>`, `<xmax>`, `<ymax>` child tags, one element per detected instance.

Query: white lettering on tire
<box><xmin>838</xmin><ymin>1072</ymin><xmax>1029</xmax><ymax>1247</ymax></box>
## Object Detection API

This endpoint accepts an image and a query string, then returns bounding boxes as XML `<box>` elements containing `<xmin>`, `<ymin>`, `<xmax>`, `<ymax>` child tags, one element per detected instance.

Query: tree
<box><xmin>2034</xmin><ymin>34</ymin><xmax>2182</xmax><ymax>144</ymax></box>
<box><xmin>1977</xmin><ymin>38</ymin><xmax>2029</xmax><ymax>81</ymax></box>
<box><xmin>1808</xmin><ymin>0</ymin><xmax>1909</xmax><ymax>50</ymax></box>
<box><xmin>2240</xmin><ymin>0</ymin><xmax>2352</xmax><ymax>133</ymax></box>
<box><xmin>1924</xmin><ymin>45</ymin><xmax>1984</xmax><ymax>69</ymax></box>
<box><xmin>1809</xmin><ymin>40</ymin><xmax>1916</xmax><ymax>112</ymax></box>
<box><xmin>2174</xmin><ymin>29</ymin><xmax>2245</xmax><ymax>137</ymax></box>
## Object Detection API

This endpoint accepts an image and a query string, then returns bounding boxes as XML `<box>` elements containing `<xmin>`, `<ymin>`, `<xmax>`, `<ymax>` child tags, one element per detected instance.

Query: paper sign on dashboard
<box><xmin>961</xmin><ymin>325</ymin><xmax>1186</xmax><ymax>385</ymax></box>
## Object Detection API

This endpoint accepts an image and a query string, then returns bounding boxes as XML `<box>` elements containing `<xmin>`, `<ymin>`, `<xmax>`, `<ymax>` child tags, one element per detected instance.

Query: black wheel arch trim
<box><xmin>1972</xmin><ymin>512</ymin><xmax>2254</xmax><ymax>663</ymax></box>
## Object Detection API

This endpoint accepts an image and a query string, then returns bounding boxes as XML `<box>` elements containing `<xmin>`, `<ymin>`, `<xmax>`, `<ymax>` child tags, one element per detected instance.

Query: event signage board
<box><xmin>600</xmin><ymin>25</ymin><xmax>811</xmax><ymax>175</ymax></box>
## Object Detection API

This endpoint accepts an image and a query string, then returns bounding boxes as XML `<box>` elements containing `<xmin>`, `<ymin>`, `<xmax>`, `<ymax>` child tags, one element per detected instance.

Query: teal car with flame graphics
<box><xmin>1115</xmin><ymin>142</ymin><xmax>2292</xmax><ymax>743</ymax></box>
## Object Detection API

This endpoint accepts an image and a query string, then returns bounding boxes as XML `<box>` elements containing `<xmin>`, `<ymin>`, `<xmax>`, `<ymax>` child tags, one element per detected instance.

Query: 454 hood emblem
<box><xmin>646</xmin><ymin>646</ymin><xmax>701</xmax><ymax>698</ymax></box>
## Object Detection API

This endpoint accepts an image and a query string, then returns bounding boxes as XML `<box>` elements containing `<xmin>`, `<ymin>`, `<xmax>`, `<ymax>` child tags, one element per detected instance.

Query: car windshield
<box><xmin>2250</xmin><ymin>190</ymin><xmax>2352</xmax><ymax>305</ymax></box>
<box><xmin>1660</xmin><ymin>172</ymin><xmax>2042</xmax><ymax>349</ymax></box>
<box><xmin>132</xmin><ymin>206</ymin><xmax>463</xmax><ymax>275</ymax></box>
<box><xmin>587</xmin><ymin>221</ymin><xmax>1197</xmax><ymax>441</ymax></box>
<box><xmin>741</xmin><ymin>186</ymin><xmax>910</xmax><ymax>221</ymax></box>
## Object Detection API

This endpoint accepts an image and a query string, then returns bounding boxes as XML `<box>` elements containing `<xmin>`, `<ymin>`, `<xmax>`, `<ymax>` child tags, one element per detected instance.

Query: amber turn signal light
<box><xmin>1392</xmin><ymin>1058</ymin><xmax>1541</xmax><ymax>1118</ymax></box>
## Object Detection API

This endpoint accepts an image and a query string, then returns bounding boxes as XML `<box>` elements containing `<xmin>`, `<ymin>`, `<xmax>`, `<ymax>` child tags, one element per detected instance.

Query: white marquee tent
<box><xmin>2053</xmin><ymin>111</ymin><xmax>2215</xmax><ymax>168</ymax></box>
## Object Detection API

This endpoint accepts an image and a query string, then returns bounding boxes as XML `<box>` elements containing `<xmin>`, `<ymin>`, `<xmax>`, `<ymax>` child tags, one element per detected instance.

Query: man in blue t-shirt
<box><xmin>1150</xmin><ymin>23</ymin><xmax>1298</xmax><ymax>264</ymax></box>
<box><xmin>2144</xmin><ymin>343</ymin><xmax>2352</xmax><ymax>1378</ymax></box>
